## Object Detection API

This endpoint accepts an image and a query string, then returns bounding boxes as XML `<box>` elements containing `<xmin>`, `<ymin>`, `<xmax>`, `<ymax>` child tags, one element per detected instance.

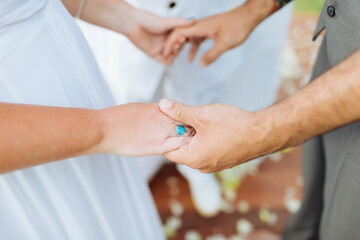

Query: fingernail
<box><xmin>187</xmin><ymin>17</ymin><xmax>194</xmax><ymax>21</ymax></box>
<box><xmin>159</xmin><ymin>98</ymin><xmax>173</xmax><ymax>110</ymax></box>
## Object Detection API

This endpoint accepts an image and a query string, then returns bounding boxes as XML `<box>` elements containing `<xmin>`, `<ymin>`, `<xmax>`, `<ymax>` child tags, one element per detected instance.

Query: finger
<box><xmin>188</xmin><ymin>41</ymin><xmax>201</xmax><ymax>62</ymax></box>
<box><xmin>170</xmin><ymin>125</ymin><xmax>195</xmax><ymax>138</ymax></box>
<box><xmin>164</xmin><ymin>25</ymin><xmax>206</xmax><ymax>58</ymax></box>
<box><xmin>160</xmin><ymin>136</ymin><xmax>192</xmax><ymax>154</ymax></box>
<box><xmin>174</xmin><ymin>43</ymin><xmax>181</xmax><ymax>52</ymax></box>
<box><xmin>158</xmin><ymin>98</ymin><xmax>195</xmax><ymax>125</ymax></box>
<box><xmin>163</xmin><ymin>17</ymin><xmax>196</xmax><ymax>32</ymax></box>
<box><xmin>164</xmin><ymin>31</ymin><xmax>187</xmax><ymax>58</ymax></box>
<box><xmin>162</xmin><ymin>142</ymin><xmax>191</xmax><ymax>165</ymax></box>
<box><xmin>200</xmin><ymin>39</ymin><xmax>230</xmax><ymax>67</ymax></box>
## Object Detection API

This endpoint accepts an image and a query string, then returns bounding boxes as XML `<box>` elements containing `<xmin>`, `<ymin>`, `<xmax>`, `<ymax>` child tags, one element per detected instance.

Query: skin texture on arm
<box><xmin>0</xmin><ymin>103</ymin><xmax>190</xmax><ymax>174</ymax></box>
<box><xmin>61</xmin><ymin>0</ymin><xmax>194</xmax><ymax>64</ymax></box>
<box><xmin>158</xmin><ymin>49</ymin><xmax>360</xmax><ymax>173</ymax></box>
<box><xmin>163</xmin><ymin>0</ymin><xmax>282</xmax><ymax>66</ymax></box>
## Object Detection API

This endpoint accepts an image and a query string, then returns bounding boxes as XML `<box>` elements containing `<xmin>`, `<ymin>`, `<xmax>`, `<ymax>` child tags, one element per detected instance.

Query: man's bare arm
<box><xmin>158</xmin><ymin>49</ymin><xmax>360</xmax><ymax>173</ymax></box>
<box><xmin>266</xmin><ymin>49</ymin><xmax>360</xmax><ymax>149</ymax></box>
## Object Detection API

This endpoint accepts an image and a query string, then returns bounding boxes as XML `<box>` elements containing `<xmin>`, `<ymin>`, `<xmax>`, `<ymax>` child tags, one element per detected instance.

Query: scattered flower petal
<box><xmin>236</xmin><ymin>219</ymin><xmax>254</xmax><ymax>236</ymax></box>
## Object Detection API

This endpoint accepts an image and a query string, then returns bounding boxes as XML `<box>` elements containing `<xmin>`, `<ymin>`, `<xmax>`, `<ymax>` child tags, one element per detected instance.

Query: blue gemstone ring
<box><xmin>176</xmin><ymin>125</ymin><xmax>186</xmax><ymax>136</ymax></box>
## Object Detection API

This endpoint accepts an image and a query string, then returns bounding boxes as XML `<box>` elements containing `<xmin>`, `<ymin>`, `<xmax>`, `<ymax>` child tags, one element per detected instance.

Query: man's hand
<box><xmin>163</xmin><ymin>0</ymin><xmax>274</xmax><ymax>66</ymax></box>
<box><xmin>159</xmin><ymin>48</ymin><xmax>360</xmax><ymax>173</ymax></box>
<box><xmin>158</xmin><ymin>99</ymin><xmax>285</xmax><ymax>173</ymax></box>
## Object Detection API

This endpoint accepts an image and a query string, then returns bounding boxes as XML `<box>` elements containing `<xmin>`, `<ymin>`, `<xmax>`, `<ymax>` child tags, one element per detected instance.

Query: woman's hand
<box><xmin>118</xmin><ymin>7</ymin><xmax>195</xmax><ymax>64</ymax></box>
<box><xmin>0</xmin><ymin>102</ymin><xmax>193</xmax><ymax>173</ymax></box>
<box><xmin>62</xmin><ymin>0</ymin><xmax>194</xmax><ymax>64</ymax></box>
<box><xmin>97</xmin><ymin>103</ymin><xmax>194</xmax><ymax>156</ymax></box>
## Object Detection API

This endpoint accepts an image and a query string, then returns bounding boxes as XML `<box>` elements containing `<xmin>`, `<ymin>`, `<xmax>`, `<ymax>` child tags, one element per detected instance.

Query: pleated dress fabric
<box><xmin>0</xmin><ymin>0</ymin><xmax>165</xmax><ymax>239</ymax></box>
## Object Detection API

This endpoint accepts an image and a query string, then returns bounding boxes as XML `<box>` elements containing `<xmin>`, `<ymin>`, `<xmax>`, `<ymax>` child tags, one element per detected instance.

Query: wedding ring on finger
<box><xmin>176</xmin><ymin>125</ymin><xmax>186</xmax><ymax>136</ymax></box>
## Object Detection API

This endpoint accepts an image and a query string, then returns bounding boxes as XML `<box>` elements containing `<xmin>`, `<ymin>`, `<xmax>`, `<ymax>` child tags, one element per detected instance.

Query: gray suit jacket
<box><xmin>284</xmin><ymin>1</ymin><xmax>360</xmax><ymax>239</ymax></box>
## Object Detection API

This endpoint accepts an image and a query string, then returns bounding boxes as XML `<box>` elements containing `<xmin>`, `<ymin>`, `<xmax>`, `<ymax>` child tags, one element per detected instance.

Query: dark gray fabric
<box><xmin>283</xmin><ymin>0</ymin><xmax>360</xmax><ymax>239</ymax></box>
<box><xmin>283</xmin><ymin>36</ymin><xmax>330</xmax><ymax>240</ymax></box>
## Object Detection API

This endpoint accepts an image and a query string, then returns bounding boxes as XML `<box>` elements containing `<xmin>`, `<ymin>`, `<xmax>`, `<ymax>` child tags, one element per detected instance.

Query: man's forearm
<box><xmin>242</xmin><ymin>0</ymin><xmax>293</xmax><ymax>27</ymax></box>
<box><xmin>262</xmin><ymin>49</ymin><xmax>360</xmax><ymax>150</ymax></box>
<box><xmin>0</xmin><ymin>103</ymin><xmax>104</xmax><ymax>174</ymax></box>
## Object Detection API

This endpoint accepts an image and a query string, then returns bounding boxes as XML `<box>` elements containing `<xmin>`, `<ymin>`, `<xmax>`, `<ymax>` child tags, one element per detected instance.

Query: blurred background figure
<box><xmin>77</xmin><ymin>0</ymin><xmax>293</xmax><ymax>218</ymax></box>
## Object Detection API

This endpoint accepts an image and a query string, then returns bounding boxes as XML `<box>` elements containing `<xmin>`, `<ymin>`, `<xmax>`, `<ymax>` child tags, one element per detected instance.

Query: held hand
<box><xmin>158</xmin><ymin>99</ymin><xmax>285</xmax><ymax>173</ymax></box>
<box><xmin>97</xmin><ymin>103</ymin><xmax>193</xmax><ymax>157</ymax></box>
<box><xmin>112</xmin><ymin>4</ymin><xmax>195</xmax><ymax>64</ymax></box>
<box><xmin>163</xmin><ymin>3</ymin><xmax>271</xmax><ymax>66</ymax></box>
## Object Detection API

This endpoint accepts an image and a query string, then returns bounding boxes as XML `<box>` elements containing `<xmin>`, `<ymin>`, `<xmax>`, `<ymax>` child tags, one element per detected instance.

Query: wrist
<box><xmin>80</xmin><ymin>0</ymin><xmax>138</xmax><ymax>36</ymax></box>
<box><xmin>103</xmin><ymin>0</ymin><xmax>139</xmax><ymax>36</ymax></box>
<box><xmin>243</xmin><ymin>0</ymin><xmax>274</xmax><ymax>26</ymax></box>
<box><xmin>251</xmin><ymin>106</ymin><xmax>293</xmax><ymax>155</ymax></box>
<box><xmin>88</xmin><ymin>109</ymin><xmax>108</xmax><ymax>154</ymax></box>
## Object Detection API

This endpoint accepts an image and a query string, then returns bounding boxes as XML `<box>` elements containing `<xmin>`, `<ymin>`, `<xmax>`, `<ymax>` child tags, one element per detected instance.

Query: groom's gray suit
<box><xmin>283</xmin><ymin>0</ymin><xmax>360</xmax><ymax>239</ymax></box>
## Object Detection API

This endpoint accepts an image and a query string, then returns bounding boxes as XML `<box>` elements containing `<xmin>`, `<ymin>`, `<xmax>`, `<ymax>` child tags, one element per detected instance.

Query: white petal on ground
<box><xmin>268</xmin><ymin>152</ymin><xmax>283</xmax><ymax>162</ymax></box>
<box><xmin>206</xmin><ymin>234</ymin><xmax>227</xmax><ymax>240</ymax></box>
<box><xmin>236</xmin><ymin>201</ymin><xmax>250</xmax><ymax>214</ymax></box>
<box><xmin>220</xmin><ymin>199</ymin><xmax>236</xmax><ymax>214</ymax></box>
<box><xmin>185</xmin><ymin>230</ymin><xmax>203</xmax><ymax>240</ymax></box>
<box><xmin>284</xmin><ymin>197</ymin><xmax>301</xmax><ymax>214</ymax></box>
<box><xmin>236</xmin><ymin>219</ymin><xmax>254</xmax><ymax>236</ymax></box>
<box><xmin>296</xmin><ymin>176</ymin><xmax>304</xmax><ymax>187</ymax></box>
<box><xmin>163</xmin><ymin>225</ymin><xmax>176</xmax><ymax>239</ymax></box>
<box><xmin>169</xmin><ymin>199</ymin><xmax>184</xmax><ymax>217</ymax></box>
<box><xmin>267</xmin><ymin>213</ymin><xmax>279</xmax><ymax>226</ymax></box>
<box><xmin>224</xmin><ymin>188</ymin><xmax>237</xmax><ymax>202</ymax></box>
<box><xmin>166</xmin><ymin>216</ymin><xmax>182</xmax><ymax>230</ymax></box>
<box><xmin>166</xmin><ymin>176</ymin><xmax>179</xmax><ymax>187</ymax></box>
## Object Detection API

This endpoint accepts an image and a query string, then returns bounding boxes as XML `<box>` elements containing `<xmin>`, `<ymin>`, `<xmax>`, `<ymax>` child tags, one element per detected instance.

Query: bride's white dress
<box><xmin>0</xmin><ymin>0</ymin><xmax>164</xmax><ymax>239</ymax></box>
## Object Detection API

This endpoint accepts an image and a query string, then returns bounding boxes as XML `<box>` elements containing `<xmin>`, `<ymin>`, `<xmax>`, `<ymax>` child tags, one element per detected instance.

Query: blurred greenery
<box><xmin>294</xmin><ymin>0</ymin><xmax>325</xmax><ymax>13</ymax></box>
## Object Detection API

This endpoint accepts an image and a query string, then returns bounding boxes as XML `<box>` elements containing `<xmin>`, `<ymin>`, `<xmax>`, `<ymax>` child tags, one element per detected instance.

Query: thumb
<box><xmin>159</xmin><ymin>98</ymin><xmax>194</xmax><ymax>125</ymax></box>
<box><xmin>200</xmin><ymin>40</ymin><xmax>229</xmax><ymax>67</ymax></box>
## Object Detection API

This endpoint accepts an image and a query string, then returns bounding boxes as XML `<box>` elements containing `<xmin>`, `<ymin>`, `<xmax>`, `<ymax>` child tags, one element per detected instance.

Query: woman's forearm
<box><xmin>0</xmin><ymin>103</ymin><xmax>103</xmax><ymax>174</ymax></box>
<box><xmin>0</xmin><ymin>102</ymin><xmax>188</xmax><ymax>174</ymax></box>
<box><xmin>61</xmin><ymin>0</ymin><xmax>136</xmax><ymax>35</ymax></box>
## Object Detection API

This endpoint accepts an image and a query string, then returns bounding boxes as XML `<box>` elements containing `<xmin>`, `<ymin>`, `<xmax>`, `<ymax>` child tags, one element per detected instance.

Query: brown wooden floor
<box><xmin>150</xmin><ymin>147</ymin><xmax>302</xmax><ymax>239</ymax></box>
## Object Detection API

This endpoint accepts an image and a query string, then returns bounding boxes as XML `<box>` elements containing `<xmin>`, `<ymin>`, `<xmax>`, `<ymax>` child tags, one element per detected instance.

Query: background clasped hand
<box><xmin>158</xmin><ymin>99</ymin><xmax>287</xmax><ymax>173</ymax></box>
<box><xmin>107</xmin><ymin>2</ymin><xmax>195</xmax><ymax>64</ymax></box>
<box><xmin>162</xmin><ymin>1</ymin><xmax>273</xmax><ymax>66</ymax></box>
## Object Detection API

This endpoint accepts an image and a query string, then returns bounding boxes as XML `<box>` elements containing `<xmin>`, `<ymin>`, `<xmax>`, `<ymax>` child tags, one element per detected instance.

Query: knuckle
<box><xmin>190</xmin><ymin>161</ymin><xmax>202</xmax><ymax>170</ymax></box>
<box><xmin>199</xmin><ymin>169</ymin><xmax>211</xmax><ymax>174</ymax></box>
<box><xmin>175</xmin><ymin>107</ymin><xmax>185</xmax><ymax>121</ymax></box>
<box><xmin>196</xmin><ymin>105</ymin><xmax>212</xmax><ymax>124</ymax></box>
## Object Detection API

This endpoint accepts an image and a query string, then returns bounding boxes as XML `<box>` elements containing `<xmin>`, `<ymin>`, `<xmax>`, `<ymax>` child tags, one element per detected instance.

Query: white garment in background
<box><xmin>0</xmin><ymin>1</ymin><xmax>164</xmax><ymax>239</ymax></box>
<box><xmin>78</xmin><ymin>1</ymin><xmax>293</xmax><ymax>180</ymax></box>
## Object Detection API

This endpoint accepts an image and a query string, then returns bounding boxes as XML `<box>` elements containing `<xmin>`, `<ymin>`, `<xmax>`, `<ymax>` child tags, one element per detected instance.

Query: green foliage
<box><xmin>294</xmin><ymin>0</ymin><xmax>325</xmax><ymax>13</ymax></box>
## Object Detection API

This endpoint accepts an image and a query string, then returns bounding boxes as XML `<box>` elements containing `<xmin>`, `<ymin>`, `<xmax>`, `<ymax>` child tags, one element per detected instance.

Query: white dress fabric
<box><xmin>0</xmin><ymin>1</ymin><xmax>164</xmax><ymax>239</ymax></box>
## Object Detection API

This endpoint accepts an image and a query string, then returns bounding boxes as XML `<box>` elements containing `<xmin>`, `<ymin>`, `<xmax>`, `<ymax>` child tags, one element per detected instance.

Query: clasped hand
<box><xmin>125</xmin><ymin>2</ymin><xmax>260</xmax><ymax>66</ymax></box>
